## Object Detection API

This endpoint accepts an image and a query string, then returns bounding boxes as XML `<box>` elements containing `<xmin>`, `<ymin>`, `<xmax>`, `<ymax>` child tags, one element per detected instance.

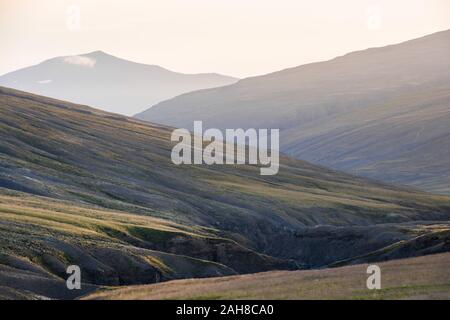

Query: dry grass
<box><xmin>85</xmin><ymin>252</ymin><xmax>450</xmax><ymax>300</ymax></box>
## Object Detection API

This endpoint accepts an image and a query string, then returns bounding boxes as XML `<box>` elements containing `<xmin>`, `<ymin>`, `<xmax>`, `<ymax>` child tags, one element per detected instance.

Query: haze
<box><xmin>1</xmin><ymin>0</ymin><xmax>449</xmax><ymax>78</ymax></box>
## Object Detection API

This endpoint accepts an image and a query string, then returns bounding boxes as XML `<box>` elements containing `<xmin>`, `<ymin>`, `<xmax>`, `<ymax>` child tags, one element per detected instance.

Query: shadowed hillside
<box><xmin>136</xmin><ymin>30</ymin><xmax>450</xmax><ymax>194</ymax></box>
<box><xmin>1</xmin><ymin>86</ymin><xmax>450</xmax><ymax>299</ymax></box>
<box><xmin>85</xmin><ymin>252</ymin><xmax>450</xmax><ymax>300</ymax></box>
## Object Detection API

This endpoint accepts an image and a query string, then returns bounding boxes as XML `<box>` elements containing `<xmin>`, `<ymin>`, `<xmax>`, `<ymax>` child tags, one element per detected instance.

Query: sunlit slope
<box><xmin>86</xmin><ymin>252</ymin><xmax>450</xmax><ymax>300</ymax></box>
<box><xmin>136</xmin><ymin>30</ymin><xmax>450</xmax><ymax>194</ymax></box>
<box><xmin>1</xmin><ymin>86</ymin><xmax>450</xmax><ymax>299</ymax></box>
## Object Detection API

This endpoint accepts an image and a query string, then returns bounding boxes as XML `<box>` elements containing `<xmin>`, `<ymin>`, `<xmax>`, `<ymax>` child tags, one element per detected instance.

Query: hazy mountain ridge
<box><xmin>136</xmin><ymin>29</ymin><xmax>450</xmax><ymax>194</ymax></box>
<box><xmin>0</xmin><ymin>51</ymin><xmax>238</xmax><ymax>116</ymax></box>
<box><xmin>85</xmin><ymin>252</ymin><xmax>450</xmax><ymax>300</ymax></box>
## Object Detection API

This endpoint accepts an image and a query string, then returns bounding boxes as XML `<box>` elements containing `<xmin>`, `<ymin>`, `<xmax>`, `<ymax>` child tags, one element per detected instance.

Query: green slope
<box><xmin>1</xmin><ymin>86</ymin><xmax>450</xmax><ymax>299</ymax></box>
<box><xmin>282</xmin><ymin>85</ymin><xmax>450</xmax><ymax>194</ymax></box>
<box><xmin>136</xmin><ymin>29</ymin><xmax>450</xmax><ymax>194</ymax></box>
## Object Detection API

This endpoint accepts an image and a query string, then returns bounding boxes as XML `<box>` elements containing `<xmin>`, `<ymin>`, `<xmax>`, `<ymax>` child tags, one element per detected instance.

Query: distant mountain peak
<box><xmin>0</xmin><ymin>51</ymin><xmax>239</xmax><ymax>115</ymax></box>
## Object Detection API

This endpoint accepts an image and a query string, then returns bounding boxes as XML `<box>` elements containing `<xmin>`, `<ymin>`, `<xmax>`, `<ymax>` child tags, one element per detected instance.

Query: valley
<box><xmin>1</xmin><ymin>86</ymin><xmax>450</xmax><ymax>299</ymax></box>
<box><xmin>86</xmin><ymin>252</ymin><xmax>450</xmax><ymax>300</ymax></box>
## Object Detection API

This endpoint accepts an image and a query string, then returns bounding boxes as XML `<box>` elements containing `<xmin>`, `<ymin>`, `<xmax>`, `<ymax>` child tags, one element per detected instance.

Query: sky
<box><xmin>1</xmin><ymin>0</ymin><xmax>449</xmax><ymax>78</ymax></box>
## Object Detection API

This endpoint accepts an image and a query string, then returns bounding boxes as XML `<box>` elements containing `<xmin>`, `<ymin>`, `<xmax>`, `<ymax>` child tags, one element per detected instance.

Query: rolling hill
<box><xmin>0</xmin><ymin>51</ymin><xmax>238</xmax><ymax>116</ymax></box>
<box><xmin>136</xmin><ymin>29</ymin><xmax>450</xmax><ymax>194</ymax></box>
<box><xmin>1</xmin><ymin>86</ymin><xmax>450</xmax><ymax>299</ymax></box>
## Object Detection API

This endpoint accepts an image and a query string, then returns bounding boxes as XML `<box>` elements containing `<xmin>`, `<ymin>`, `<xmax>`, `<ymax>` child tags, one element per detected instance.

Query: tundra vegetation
<box><xmin>0</xmin><ymin>87</ymin><xmax>449</xmax><ymax>299</ymax></box>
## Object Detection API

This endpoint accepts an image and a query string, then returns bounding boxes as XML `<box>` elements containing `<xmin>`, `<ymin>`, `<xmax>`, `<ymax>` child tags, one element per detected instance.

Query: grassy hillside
<box><xmin>0</xmin><ymin>191</ymin><xmax>289</xmax><ymax>299</ymax></box>
<box><xmin>85</xmin><ymin>252</ymin><xmax>450</xmax><ymax>300</ymax></box>
<box><xmin>136</xmin><ymin>30</ymin><xmax>450</xmax><ymax>194</ymax></box>
<box><xmin>1</xmin><ymin>86</ymin><xmax>450</xmax><ymax>299</ymax></box>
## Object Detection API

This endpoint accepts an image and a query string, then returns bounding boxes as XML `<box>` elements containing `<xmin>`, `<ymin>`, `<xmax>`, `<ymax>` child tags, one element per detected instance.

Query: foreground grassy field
<box><xmin>86</xmin><ymin>252</ymin><xmax>450</xmax><ymax>300</ymax></box>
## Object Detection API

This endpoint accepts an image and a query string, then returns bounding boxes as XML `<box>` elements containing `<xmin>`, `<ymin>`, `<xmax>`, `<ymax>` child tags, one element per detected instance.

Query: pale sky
<box><xmin>1</xmin><ymin>0</ymin><xmax>449</xmax><ymax>78</ymax></box>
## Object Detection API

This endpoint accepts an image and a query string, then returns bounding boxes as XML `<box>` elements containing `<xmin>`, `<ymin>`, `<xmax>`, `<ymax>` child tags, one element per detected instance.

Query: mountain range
<box><xmin>1</xmin><ymin>87</ymin><xmax>450</xmax><ymax>299</ymax></box>
<box><xmin>85</xmin><ymin>252</ymin><xmax>450</xmax><ymax>300</ymax></box>
<box><xmin>136</xmin><ymin>29</ymin><xmax>450</xmax><ymax>195</ymax></box>
<box><xmin>0</xmin><ymin>51</ymin><xmax>238</xmax><ymax>116</ymax></box>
